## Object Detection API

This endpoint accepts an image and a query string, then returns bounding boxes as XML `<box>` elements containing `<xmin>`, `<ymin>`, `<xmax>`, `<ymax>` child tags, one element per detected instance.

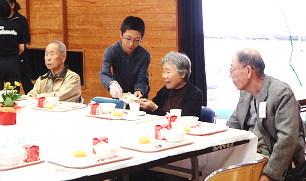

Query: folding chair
<box><xmin>204</xmin><ymin>157</ymin><xmax>268</xmax><ymax>181</ymax></box>
<box><xmin>78</xmin><ymin>96</ymin><xmax>84</xmax><ymax>103</ymax></box>
<box><xmin>199</xmin><ymin>106</ymin><xmax>217</xmax><ymax>123</ymax></box>
<box><xmin>298</xmin><ymin>99</ymin><xmax>306</xmax><ymax>112</ymax></box>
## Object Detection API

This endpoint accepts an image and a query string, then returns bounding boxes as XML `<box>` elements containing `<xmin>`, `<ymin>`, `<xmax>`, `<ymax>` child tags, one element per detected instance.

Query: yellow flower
<box><xmin>5</xmin><ymin>82</ymin><xmax>11</xmax><ymax>87</ymax></box>
<box><xmin>14</xmin><ymin>81</ymin><xmax>20</xmax><ymax>86</ymax></box>
<box><xmin>1</xmin><ymin>81</ymin><xmax>22</xmax><ymax>107</ymax></box>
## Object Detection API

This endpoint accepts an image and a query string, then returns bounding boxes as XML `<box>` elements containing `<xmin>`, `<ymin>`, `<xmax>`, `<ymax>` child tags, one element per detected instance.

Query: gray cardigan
<box><xmin>227</xmin><ymin>75</ymin><xmax>305</xmax><ymax>181</ymax></box>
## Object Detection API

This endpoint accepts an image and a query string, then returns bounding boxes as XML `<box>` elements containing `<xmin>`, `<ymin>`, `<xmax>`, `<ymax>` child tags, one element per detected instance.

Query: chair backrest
<box><xmin>89</xmin><ymin>97</ymin><xmax>125</xmax><ymax>109</ymax></box>
<box><xmin>204</xmin><ymin>157</ymin><xmax>268</xmax><ymax>181</ymax></box>
<box><xmin>199</xmin><ymin>106</ymin><xmax>217</xmax><ymax>123</ymax></box>
<box><xmin>298</xmin><ymin>99</ymin><xmax>306</xmax><ymax>112</ymax></box>
<box><xmin>78</xmin><ymin>96</ymin><xmax>84</xmax><ymax>104</ymax></box>
<box><xmin>215</xmin><ymin>109</ymin><xmax>234</xmax><ymax>120</ymax></box>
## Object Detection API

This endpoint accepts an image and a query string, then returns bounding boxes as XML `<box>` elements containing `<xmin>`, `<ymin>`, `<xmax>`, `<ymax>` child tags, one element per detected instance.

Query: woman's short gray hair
<box><xmin>50</xmin><ymin>40</ymin><xmax>66</xmax><ymax>54</ymax></box>
<box><xmin>161</xmin><ymin>52</ymin><xmax>191</xmax><ymax>82</ymax></box>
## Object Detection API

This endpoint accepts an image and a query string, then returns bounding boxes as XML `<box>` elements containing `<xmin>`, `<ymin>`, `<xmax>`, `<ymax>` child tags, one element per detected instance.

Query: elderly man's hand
<box><xmin>259</xmin><ymin>174</ymin><xmax>275</xmax><ymax>181</ymax></box>
<box><xmin>109</xmin><ymin>81</ymin><xmax>122</xmax><ymax>98</ymax></box>
<box><xmin>139</xmin><ymin>98</ymin><xmax>158</xmax><ymax>112</ymax></box>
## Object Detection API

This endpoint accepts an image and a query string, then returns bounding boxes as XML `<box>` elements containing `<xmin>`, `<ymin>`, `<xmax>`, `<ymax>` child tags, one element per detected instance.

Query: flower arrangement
<box><xmin>0</xmin><ymin>81</ymin><xmax>22</xmax><ymax>113</ymax></box>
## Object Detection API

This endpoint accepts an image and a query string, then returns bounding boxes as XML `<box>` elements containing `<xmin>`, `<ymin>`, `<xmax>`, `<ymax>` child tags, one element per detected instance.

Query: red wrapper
<box><xmin>36</xmin><ymin>97</ymin><xmax>46</xmax><ymax>108</ymax></box>
<box><xmin>89</xmin><ymin>102</ymin><xmax>99</xmax><ymax>115</ymax></box>
<box><xmin>155</xmin><ymin>124</ymin><xmax>170</xmax><ymax>140</ymax></box>
<box><xmin>93</xmin><ymin>137</ymin><xmax>108</xmax><ymax>154</ymax></box>
<box><xmin>164</xmin><ymin>114</ymin><xmax>177</xmax><ymax>128</ymax></box>
<box><xmin>23</xmin><ymin>144</ymin><xmax>40</xmax><ymax>163</ymax></box>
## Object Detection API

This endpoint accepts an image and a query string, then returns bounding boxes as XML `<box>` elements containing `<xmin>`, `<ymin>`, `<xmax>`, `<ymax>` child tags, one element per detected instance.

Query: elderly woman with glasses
<box><xmin>139</xmin><ymin>52</ymin><xmax>203</xmax><ymax>117</ymax></box>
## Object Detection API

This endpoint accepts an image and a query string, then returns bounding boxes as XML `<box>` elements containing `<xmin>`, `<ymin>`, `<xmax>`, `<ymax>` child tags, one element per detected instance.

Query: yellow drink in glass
<box><xmin>112</xmin><ymin>110</ymin><xmax>123</xmax><ymax>117</ymax></box>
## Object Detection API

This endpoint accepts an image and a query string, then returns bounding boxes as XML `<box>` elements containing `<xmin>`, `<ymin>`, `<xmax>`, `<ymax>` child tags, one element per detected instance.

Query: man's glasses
<box><xmin>229</xmin><ymin>65</ymin><xmax>253</xmax><ymax>74</ymax></box>
<box><xmin>122</xmin><ymin>36</ymin><xmax>142</xmax><ymax>44</ymax></box>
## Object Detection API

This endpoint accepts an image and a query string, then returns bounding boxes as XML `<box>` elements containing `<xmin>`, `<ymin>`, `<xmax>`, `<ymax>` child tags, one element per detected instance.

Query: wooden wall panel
<box><xmin>22</xmin><ymin>0</ymin><xmax>178</xmax><ymax>103</ymax></box>
<box><xmin>67</xmin><ymin>0</ymin><xmax>176</xmax><ymax>6</ymax></box>
<box><xmin>17</xmin><ymin>0</ymin><xmax>26</xmax><ymax>17</ymax></box>
<box><xmin>28</xmin><ymin>0</ymin><xmax>63</xmax><ymax>46</ymax></box>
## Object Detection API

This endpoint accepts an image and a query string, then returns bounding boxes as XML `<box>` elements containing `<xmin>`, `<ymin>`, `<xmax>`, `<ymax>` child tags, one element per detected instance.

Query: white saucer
<box><xmin>127</xmin><ymin>110</ymin><xmax>146</xmax><ymax>116</ymax></box>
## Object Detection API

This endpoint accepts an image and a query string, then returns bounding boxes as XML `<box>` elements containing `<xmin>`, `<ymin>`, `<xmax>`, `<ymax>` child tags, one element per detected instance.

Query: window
<box><xmin>203</xmin><ymin>0</ymin><xmax>306</xmax><ymax>111</ymax></box>
<box><xmin>28</xmin><ymin>48</ymin><xmax>85</xmax><ymax>88</ymax></box>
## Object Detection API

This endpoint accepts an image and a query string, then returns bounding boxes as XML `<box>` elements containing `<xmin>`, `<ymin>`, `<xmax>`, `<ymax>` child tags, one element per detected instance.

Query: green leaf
<box><xmin>1</xmin><ymin>93</ymin><xmax>5</xmax><ymax>101</ymax></box>
<box><xmin>12</xmin><ymin>94</ymin><xmax>22</xmax><ymax>101</ymax></box>
<box><xmin>4</xmin><ymin>97</ymin><xmax>14</xmax><ymax>107</ymax></box>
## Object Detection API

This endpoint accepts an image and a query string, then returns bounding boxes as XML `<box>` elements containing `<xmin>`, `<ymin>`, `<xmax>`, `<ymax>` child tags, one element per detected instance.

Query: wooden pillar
<box><xmin>25</xmin><ymin>0</ymin><xmax>30</xmax><ymax>45</ymax></box>
<box><xmin>177</xmin><ymin>0</ymin><xmax>182</xmax><ymax>52</ymax></box>
<box><xmin>62</xmin><ymin>0</ymin><xmax>68</xmax><ymax>47</ymax></box>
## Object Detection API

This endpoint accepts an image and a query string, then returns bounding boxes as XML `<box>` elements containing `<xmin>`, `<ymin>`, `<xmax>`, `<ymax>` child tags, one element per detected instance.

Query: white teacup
<box><xmin>170</xmin><ymin>109</ymin><xmax>182</xmax><ymax>117</ymax></box>
<box><xmin>129</xmin><ymin>102</ymin><xmax>140</xmax><ymax>115</ymax></box>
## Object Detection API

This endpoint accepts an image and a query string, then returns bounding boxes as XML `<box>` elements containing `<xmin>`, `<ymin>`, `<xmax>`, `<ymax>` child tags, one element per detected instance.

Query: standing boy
<box><xmin>99</xmin><ymin>16</ymin><xmax>150</xmax><ymax>99</ymax></box>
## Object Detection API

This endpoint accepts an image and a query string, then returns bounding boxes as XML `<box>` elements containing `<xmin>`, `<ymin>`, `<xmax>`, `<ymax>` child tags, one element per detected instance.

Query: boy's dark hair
<box><xmin>8</xmin><ymin>0</ymin><xmax>21</xmax><ymax>12</ymax></box>
<box><xmin>0</xmin><ymin>0</ymin><xmax>11</xmax><ymax>17</ymax></box>
<box><xmin>120</xmin><ymin>16</ymin><xmax>145</xmax><ymax>38</ymax></box>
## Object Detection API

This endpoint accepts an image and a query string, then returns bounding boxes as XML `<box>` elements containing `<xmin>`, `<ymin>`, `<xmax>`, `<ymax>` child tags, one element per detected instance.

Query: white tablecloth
<box><xmin>0</xmin><ymin>107</ymin><xmax>257</xmax><ymax>181</ymax></box>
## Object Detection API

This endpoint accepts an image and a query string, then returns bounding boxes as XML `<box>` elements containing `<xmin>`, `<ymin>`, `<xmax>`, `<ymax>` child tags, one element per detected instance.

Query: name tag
<box><xmin>259</xmin><ymin>102</ymin><xmax>266</xmax><ymax>118</ymax></box>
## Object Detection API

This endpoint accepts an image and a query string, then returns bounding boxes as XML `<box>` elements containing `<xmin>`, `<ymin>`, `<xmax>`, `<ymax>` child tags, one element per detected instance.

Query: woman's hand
<box><xmin>139</xmin><ymin>98</ymin><xmax>158</xmax><ymax>112</ymax></box>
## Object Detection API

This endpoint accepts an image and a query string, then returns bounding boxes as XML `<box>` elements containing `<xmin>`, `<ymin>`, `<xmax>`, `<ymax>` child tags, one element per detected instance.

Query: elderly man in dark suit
<box><xmin>227</xmin><ymin>48</ymin><xmax>305</xmax><ymax>181</ymax></box>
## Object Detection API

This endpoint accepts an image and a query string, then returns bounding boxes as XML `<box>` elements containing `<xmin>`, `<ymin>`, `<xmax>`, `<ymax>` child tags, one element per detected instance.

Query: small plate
<box><xmin>121</xmin><ymin>139</ymin><xmax>193</xmax><ymax>153</ymax></box>
<box><xmin>32</xmin><ymin>103</ymin><xmax>86</xmax><ymax>112</ymax></box>
<box><xmin>47</xmin><ymin>153</ymin><xmax>132</xmax><ymax>169</ymax></box>
<box><xmin>120</xmin><ymin>93</ymin><xmax>139</xmax><ymax>104</ymax></box>
<box><xmin>126</xmin><ymin>110</ymin><xmax>146</xmax><ymax>116</ymax></box>
<box><xmin>56</xmin><ymin>102</ymin><xmax>87</xmax><ymax>109</ymax></box>
<box><xmin>187</xmin><ymin>122</ymin><xmax>228</xmax><ymax>136</ymax></box>
<box><xmin>85</xmin><ymin>114</ymin><xmax>126</xmax><ymax>120</ymax></box>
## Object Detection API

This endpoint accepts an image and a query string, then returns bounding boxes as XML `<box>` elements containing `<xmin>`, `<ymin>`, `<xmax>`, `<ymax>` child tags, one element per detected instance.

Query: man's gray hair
<box><xmin>236</xmin><ymin>50</ymin><xmax>265</xmax><ymax>77</ymax></box>
<box><xmin>50</xmin><ymin>40</ymin><xmax>66</xmax><ymax>54</ymax></box>
<box><xmin>161</xmin><ymin>52</ymin><xmax>191</xmax><ymax>82</ymax></box>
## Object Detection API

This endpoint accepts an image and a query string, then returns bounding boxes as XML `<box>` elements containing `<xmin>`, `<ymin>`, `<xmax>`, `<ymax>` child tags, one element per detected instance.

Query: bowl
<box><xmin>44</xmin><ymin>97</ymin><xmax>60</xmax><ymax>106</ymax></box>
<box><xmin>177</xmin><ymin>116</ymin><xmax>199</xmax><ymax>127</ymax></box>
<box><xmin>93</xmin><ymin>143</ymin><xmax>120</xmax><ymax>159</ymax></box>
<box><xmin>171</xmin><ymin>121</ymin><xmax>184</xmax><ymax>130</ymax></box>
<box><xmin>163</xmin><ymin>129</ymin><xmax>186</xmax><ymax>143</ymax></box>
<box><xmin>99</xmin><ymin>103</ymin><xmax>116</xmax><ymax>114</ymax></box>
<box><xmin>0</xmin><ymin>151</ymin><xmax>23</xmax><ymax>167</ymax></box>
